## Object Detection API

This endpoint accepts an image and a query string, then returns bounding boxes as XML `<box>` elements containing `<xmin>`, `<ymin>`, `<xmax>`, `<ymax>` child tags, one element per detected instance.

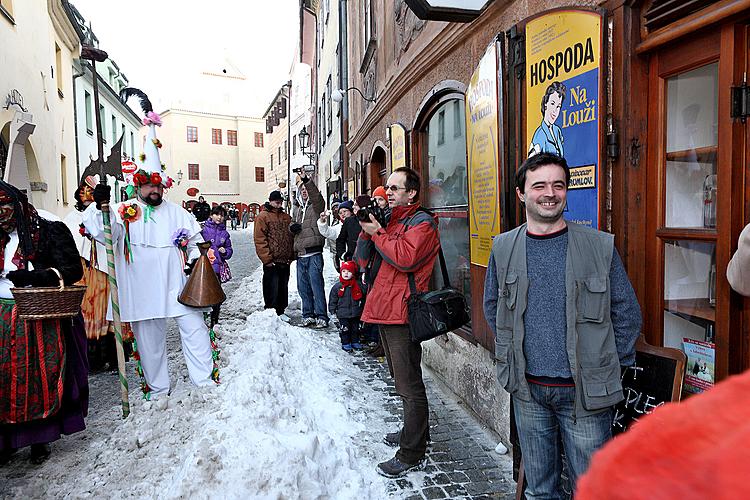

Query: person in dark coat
<box><xmin>328</xmin><ymin>261</ymin><xmax>367</xmax><ymax>351</ymax></box>
<box><xmin>193</xmin><ymin>196</ymin><xmax>211</xmax><ymax>223</ymax></box>
<box><xmin>254</xmin><ymin>191</ymin><xmax>295</xmax><ymax>320</ymax></box>
<box><xmin>0</xmin><ymin>181</ymin><xmax>86</xmax><ymax>465</ymax></box>
<box><xmin>201</xmin><ymin>206</ymin><xmax>233</xmax><ymax>326</ymax></box>
<box><xmin>335</xmin><ymin>200</ymin><xmax>360</xmax><ymax>269</ymax></box>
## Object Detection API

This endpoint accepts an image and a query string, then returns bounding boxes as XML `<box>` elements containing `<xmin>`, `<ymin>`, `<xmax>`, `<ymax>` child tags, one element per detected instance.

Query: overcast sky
<box><xmin>70</xmin><ymin>0</ymin><xmax>299</xmax><ymax>117</ymax></box>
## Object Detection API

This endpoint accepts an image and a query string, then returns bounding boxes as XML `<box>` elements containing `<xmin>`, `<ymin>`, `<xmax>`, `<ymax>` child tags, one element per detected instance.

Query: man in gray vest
<box><xmin>483</xmin><ymin>152</ymin><xmax>641</xmax><ymax>498</ymax></box>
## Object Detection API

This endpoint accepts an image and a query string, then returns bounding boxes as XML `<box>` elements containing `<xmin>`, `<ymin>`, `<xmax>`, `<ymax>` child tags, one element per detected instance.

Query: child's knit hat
<box><xmin>340</xmin><ymin>261</ymin><xmax>357</xmax><ymax>275</ymax></box>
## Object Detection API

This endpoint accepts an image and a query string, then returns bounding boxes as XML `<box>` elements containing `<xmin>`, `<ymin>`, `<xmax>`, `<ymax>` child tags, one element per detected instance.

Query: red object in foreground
<box><xmin>186</xmin><ymin>187</ymin><xmax>199</xmax><ymax>197</ymax></box>
<box><xmin>576</xmin><ymin>370</ymin><xmax>750</xmax><ymax>500</ymax></box>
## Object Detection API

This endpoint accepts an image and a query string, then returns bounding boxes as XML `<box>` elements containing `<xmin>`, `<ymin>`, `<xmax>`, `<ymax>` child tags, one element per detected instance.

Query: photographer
<box><xmin>291</xmin><ymin>172</ymin><xmax>329</xmax><ymax>329</ymax></box>
<box><xmin>357</xmin><ymin>167</ymin><xmax>440</xmax><ymax>478</ymax></box>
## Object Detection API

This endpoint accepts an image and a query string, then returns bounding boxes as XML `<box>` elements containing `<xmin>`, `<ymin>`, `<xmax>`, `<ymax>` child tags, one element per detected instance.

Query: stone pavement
<box><xmin>352</xmin><ymin>353</ymin><xmax>517</xmax><ymax>499</ymax></box>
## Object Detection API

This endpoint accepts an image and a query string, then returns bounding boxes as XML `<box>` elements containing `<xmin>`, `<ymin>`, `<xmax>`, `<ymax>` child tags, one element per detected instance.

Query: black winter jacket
<box><xmin>328</xmin><ymin>280</ymin><xmax>368</xmax><ymax>319</ymax></box>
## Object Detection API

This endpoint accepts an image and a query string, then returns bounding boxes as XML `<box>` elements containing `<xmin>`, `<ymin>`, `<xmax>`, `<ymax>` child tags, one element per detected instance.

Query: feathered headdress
<box><xmin>120</xmin><ymin>87</ymin><xmax>171</xmax><ymax>189</ymax></box>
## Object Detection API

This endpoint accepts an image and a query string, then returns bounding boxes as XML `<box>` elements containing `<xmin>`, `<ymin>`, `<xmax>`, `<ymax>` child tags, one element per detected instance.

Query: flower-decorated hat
<box><xmin>120</xmin><ymin>87</ymin><xmax>173</xmax><ymax>189</ymax></box>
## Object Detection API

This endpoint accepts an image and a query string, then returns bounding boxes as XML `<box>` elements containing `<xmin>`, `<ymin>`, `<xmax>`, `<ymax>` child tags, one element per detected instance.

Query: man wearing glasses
<box><xmin>356</xmin><ymin>167</ymin><xmax>440</xmax><ymax>478</ymax></box>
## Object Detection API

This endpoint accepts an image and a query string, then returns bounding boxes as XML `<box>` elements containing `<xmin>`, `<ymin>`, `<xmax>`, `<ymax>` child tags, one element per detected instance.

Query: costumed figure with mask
<box><xmin>83</xmin><ymin>88</ymin><xmax>218</xmax><ymax>399</ymax></box>
<box><xmin>63</xmin><ymin>176</ymin><xmax>134</xmax><ymax>371</ymax></box>
<box><xmin>0</xmin><ymin>182</ymin><xmax>87</xmax><ymax>465</ymax></box>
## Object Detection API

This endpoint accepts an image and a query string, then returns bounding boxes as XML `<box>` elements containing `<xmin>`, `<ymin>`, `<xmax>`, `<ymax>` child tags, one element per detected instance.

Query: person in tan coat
<box><xmin>727</xmin><ymin>223</ymin><xmax>750</xmax><ymax>296</ymax></box>
<box><xmin>254</xmin><ymin>191</ymin><xmax>295</xmax><ymax>321</ymax></box>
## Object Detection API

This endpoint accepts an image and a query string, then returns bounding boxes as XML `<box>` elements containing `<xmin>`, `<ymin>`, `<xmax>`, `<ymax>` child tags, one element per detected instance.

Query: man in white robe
<box><xmin>83</xmin><ymin>181</ymin><xmax>215</xmax><ymax>397</ymax></box>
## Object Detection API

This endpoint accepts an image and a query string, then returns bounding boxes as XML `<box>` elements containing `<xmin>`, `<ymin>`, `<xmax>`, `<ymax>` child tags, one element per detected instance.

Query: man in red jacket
<box><xmin>357</xmin><ymin>167</ymin><xmax>440</xmax><ymax>478</ymax></box>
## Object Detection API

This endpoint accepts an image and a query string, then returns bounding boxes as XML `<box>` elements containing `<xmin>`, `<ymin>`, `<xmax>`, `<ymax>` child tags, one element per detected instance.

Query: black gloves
<box><xmin>184</xmin><ymin>259</ymin><xmax>196</xmax><ymax>276</ymax></box>
<box><xmin>7</xmin><ymin>269</ymin><xmax>58</xmax><ymax>288</ymax></box>
<box><xmin>289</xmin><ymin>222</ymin><xmax>302</xmax><ymax>235</ymax></box>
<box><xmin>93</xmin><ymin>184</ymin><xmax>111</xmax><ymax>210</ymax></box>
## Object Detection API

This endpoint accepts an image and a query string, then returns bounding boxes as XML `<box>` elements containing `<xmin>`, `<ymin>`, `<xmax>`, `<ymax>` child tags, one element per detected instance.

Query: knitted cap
<box><xmin>269</xmin><ymin>190</ymin><xmax>283</xmax><ymax>201</ymax></box>
<box><xmin>373</xmin><ymin>186</ymin><xmax>387</xmax><ymax>199</ymax></box>
<box><xmin>340</xmin><ymin>261</ymin><xmax>357</xmax><ymax>274</ymax></box>
<box><xmin>338</xmin><ymin>200</ymin><xmax>354</xmax><ymax>211</ymax></box>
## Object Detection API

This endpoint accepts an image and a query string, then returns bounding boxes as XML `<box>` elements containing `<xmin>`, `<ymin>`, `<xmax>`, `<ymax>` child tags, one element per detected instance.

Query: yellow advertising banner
<box><xmin>525</xmin><ymin>10</ymin><xmax>602</xmax><ymax>227</ymax></box>
<box><xmin>390</xmin><ymin>124</ymin><xmax>407</xmax><ymax>170</ymax></box>
<box><xmin>466</xmin><ymin>41</ymin><xmax>502</xmax><ymax>267</ymax></box>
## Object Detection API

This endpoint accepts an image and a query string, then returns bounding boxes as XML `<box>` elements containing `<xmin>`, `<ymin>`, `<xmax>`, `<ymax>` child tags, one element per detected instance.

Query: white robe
<box><xmin>82</xmin><ymin>199</ymin><xmax>204</xmax><ymax>322</ymax></box>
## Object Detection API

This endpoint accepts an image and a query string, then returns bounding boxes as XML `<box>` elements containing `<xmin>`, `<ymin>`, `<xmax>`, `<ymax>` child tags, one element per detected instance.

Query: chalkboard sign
<box><xmin>611</xmin><ymin>338</ymin><xmax>686</xmax><ymax>435</ymax></box>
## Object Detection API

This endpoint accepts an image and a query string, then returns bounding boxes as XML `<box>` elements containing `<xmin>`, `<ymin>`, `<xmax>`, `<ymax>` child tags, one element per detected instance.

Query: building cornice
<box><xmin>48</xmin><ymin>0</ymin><xmax>80</xmax><ymax>52</ymax></box>
<box><xmin>161</xmin><ymin>108</ymin><xmax>263</xmax><ymax>121</ymax></box>
<box><xmin>347</xmin><ymin>0</ymin><xmax>509</xmax><ymax>153</ymax></box>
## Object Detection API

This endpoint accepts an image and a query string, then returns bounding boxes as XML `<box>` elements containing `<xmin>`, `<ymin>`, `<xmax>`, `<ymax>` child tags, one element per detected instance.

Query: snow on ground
<box><xmin>19</xmin><ymin>253</ymin><xmax>396</xmax><ymax>499</ymax></box>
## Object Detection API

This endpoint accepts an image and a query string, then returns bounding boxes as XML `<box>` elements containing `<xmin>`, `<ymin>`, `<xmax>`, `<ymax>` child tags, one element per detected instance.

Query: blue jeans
<box><xmin>514</xmin><ymin>383</ymin><xmax>612</xmax><ymax>500</ymax></box>
<box><xmin>296</xmin><ymin>253</ymin><xmax>328</xmax><ymax>321</ymax></box>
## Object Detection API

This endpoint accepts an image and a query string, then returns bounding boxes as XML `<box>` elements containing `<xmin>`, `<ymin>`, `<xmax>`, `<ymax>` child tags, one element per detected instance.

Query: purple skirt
<box><xmin>0</xmin><ymin>314</ymin><xmax>89</xmax><ymax>450</ymax></box>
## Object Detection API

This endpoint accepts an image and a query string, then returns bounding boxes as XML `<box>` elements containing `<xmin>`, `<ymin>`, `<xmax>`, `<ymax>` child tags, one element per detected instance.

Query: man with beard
<box><xmin>483</xmin><ymin>152</ymin><xmax>641</xmax><ymax>497</ymax></box>
<box><xmin>83</xmin><ymin>105</ymin><xmax>216</xmax><ymax>399</ymax></box>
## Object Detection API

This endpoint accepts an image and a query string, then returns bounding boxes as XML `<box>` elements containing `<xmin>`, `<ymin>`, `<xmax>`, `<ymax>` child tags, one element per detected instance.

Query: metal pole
<box><xmin>89</xmin><ymin>54</ymin><xmax>130</xmax><ymax>418</ymax></box>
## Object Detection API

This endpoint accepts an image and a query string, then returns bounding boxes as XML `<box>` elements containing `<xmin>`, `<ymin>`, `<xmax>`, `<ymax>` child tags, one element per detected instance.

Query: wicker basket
<box><xmin>10</xmin><ymin>268</ymin><xmax>87</xmax><ymax>320</ymax></box>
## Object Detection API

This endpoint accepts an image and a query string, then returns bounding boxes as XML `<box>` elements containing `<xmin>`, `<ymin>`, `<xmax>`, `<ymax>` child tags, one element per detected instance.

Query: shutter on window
<box><xmin>643</xmin><ymin>0</ymin><xmax>720</xmax><ymax>32</ymax></box>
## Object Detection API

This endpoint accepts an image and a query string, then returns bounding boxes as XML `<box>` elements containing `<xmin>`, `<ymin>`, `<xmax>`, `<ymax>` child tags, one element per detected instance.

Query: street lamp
<box><xmin>298</xmin><ymin>126</ymin><xmax>310</xmax><ymax>151</ymax></box>
<box><xmin>332</xmin><ymin>86</ymin><xmax>376</xmax><ymax>104</ymax></box>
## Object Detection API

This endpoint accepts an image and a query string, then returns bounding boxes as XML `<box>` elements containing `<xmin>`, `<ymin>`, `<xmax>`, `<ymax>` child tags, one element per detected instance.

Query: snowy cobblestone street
<box><xmin>0</xmin><ymin>229</ymin><xmax>515</xmax><ymax>499</ymax></box>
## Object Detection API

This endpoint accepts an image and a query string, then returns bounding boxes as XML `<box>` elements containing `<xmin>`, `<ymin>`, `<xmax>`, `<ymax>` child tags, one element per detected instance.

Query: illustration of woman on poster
<box><xmin>528</xmin><ymin>81</ymin><xmax>566</xmax><ymax>158</ymax></box>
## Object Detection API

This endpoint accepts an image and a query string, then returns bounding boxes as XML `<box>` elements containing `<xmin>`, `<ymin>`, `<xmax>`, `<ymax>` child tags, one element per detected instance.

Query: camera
<box><xmin>355</xmin><ymin>195</ymin><xmax>388</xmax><ymax>226</ymax></box>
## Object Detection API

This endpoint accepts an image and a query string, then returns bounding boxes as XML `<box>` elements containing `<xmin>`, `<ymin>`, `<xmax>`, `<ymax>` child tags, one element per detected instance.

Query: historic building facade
<box><xmin>342</xmin><ymin>0</ymin><xmax>750</xmax><ymax>446</ymax></box>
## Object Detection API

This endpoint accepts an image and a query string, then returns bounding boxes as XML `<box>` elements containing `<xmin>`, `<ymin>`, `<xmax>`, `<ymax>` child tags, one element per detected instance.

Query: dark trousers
<box><xmin>338</xmin><ymin>317</ymin><xmax>360</xmax><ymax>345</ymax></box>
<box><xmin>262</xmin><ymin>263</ymin><xmax>290</xmax><ymax>315</ymax></box>
<box><xmin>380</xmin><ymin>324</ymin><xmax>429</xmax><ymax>464</ymax></box>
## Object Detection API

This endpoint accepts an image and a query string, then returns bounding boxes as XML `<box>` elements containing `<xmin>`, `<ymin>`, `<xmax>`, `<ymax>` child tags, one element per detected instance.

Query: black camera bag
<box><xmin>407</xmin><ymin>247</ymin><xmax>470</xmax><ymax>343</ymax></box>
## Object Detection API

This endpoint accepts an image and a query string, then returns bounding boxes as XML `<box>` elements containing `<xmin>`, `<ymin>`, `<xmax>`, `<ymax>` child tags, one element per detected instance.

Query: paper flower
<box><xmin>165</xmin><ymin>177</ymin><xmax>174</xmax><ymax>189</ymax></box>
<box><xmin>118</xmin><ymin>202</ymin><xmax>141</xmax><ymax>223</ymax></box>
<box><xmin>172</xmin><ymin>228</ymin><xmax>191</xmax><ymax>248</ymax></box>
<box><xmin>139</xmin><ymin>153</ymin><xmax>146</xmax><ymax>162</ymax></box>
<box><xmin>142</xmin><ymin>111</ymin><xmax>162</xmax><ymax>127</ymax></box>
<box><xmin>150</xmin><ymin>172</ymin><xmax>162</xmax><ymax>185</ymax></box>
<box><xmin>152</xmin><ymin>138</ymin><xmax>163</xmax><ymax>148</ymax></box>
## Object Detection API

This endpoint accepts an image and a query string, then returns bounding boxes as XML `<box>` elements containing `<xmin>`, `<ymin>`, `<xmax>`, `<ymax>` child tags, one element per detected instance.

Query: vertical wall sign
<box><xmin>525</xmin><ymin>10</ymin><xmax>602</xmax><ymax>228</ymax></box>
<box><xmin>389</xmin><ymin>123</ymin><xmax>408</xmax><ymax>170</ymax></box>
<box><xmin>466</xmin><ymin>39</ymin><xmax>503</xmax><ymax>267</ymax></box>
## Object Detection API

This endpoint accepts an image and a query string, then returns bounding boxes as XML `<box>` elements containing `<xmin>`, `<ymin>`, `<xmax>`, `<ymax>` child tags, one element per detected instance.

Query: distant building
<box><xmin>262</xmin><ymin>85</ymin><xmax>290</xmax><ymax>199</ymax></box>
<box><xmin>65</xmin><ymin>2</ymin><xmax>142</xmax><ymax>197</ymax></box>
<box><xmin>156</xmin><ymin>109</ymin><xmax>268</xmax><ymax>211</ymax></box>
<box><xmin>0</xmin><ymin>0</ymin><xmax>79</xmax><ymax>216</ymax></box>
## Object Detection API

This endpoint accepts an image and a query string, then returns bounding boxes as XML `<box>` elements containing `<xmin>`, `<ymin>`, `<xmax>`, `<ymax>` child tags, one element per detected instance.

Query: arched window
<box><xmin>415</xmin><ymin>90</ymin><xmax>471</xmax><ymax>325</ymax></box>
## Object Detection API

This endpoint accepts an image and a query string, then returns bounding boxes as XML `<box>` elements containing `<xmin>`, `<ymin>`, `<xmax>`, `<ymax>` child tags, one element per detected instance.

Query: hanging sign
<box><xmin>466</xmin><ymin>39</ymin><xmax>503</xmax><ymax>267</ymax></box>
<box><xmin>525</xmin><ymin>10</ymin><xmax>602</xmax><ymax>228</ymax></box>
<box><xmin>389</xmin><ymin>124</ymin><xmax>408</xmax><ymax>170</ymax></box>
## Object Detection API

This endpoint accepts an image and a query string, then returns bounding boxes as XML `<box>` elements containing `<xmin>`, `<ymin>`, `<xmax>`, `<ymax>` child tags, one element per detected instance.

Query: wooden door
<box><xmin>644</xmin><ymin>25</ymin><xmax>747</xmax><ymax>387</ymax></box>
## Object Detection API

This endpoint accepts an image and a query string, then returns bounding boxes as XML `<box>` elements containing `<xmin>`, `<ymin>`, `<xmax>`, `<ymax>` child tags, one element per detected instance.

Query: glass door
<box><xmin>645</xmin><ymin>26</ymin><xmax>746</xmax><ymax>391</ymax></box>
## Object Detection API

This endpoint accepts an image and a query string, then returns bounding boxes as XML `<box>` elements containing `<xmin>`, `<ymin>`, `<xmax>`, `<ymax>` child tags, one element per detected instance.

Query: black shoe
<box><xmin>0</xmin><ymin>448</ymin><xmax>17</xmax><ymax>466</ymax></box>
<box><xmin>376</xmin><ymin>455</ymin><xmax>426</xmax><ymax>478</ymax></box>
<box><xmin>29</xmin><ymin>443</ymin><xmax>51</xmax><ymax>465</ymax></box>
<box><xmin>383</xmin><ymin>431</ymin><xmax>400</xmax><ymax>447</ymax></box>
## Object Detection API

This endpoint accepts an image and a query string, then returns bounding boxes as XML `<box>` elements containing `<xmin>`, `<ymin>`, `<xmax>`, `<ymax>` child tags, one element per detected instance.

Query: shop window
<box><xmin>188</xmin><ymin>163</ymin><xmax>199</xmax><ymax>180</ymax></box>
<box><xmin>423</xmin><ymin>98</ymin><xmax>471</xmax><ymax>317</ymax></box>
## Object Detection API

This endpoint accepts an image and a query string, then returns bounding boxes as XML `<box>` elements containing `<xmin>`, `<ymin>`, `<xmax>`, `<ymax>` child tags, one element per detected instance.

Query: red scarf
<box><xmin>338</xmin><ymin>276</ymin><xmax>363</xmax><ymax>301</ymax></box>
